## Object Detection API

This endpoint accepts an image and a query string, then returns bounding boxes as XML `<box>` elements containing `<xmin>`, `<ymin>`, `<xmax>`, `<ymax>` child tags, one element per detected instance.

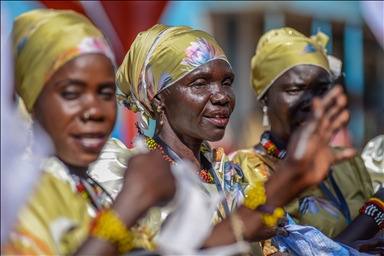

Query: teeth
<box><xmin>299</xmin><ymin>122</ymin><xmax>307</xmax><ymax>126</ymax></box>
<box><xmin>80</xmin><ymin>137</ymin><xmax>102</xmax><ymax>146</ymax></box>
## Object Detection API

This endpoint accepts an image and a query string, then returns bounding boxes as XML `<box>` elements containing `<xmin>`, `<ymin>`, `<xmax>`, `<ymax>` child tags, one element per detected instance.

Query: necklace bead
<box><xmin>143</xmin><ymin>136</ymin><xmax>214</xmax><ymax>183</ymax></box>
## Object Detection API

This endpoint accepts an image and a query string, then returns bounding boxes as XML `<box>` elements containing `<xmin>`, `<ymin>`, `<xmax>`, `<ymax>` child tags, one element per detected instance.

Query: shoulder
<box><xmin>331</xmin><ymin>146</ymin><xmax>368</xmax><ymax>174</ymax></box>
<box><xmin>229</xmin><ymin>148</ymin><xmax>266</xmax><ymax>168</ymax></box>
<box><xmin>88</xmin><ymin>137</ymin><xmax>135</xmax><ymax>198</ymax></box>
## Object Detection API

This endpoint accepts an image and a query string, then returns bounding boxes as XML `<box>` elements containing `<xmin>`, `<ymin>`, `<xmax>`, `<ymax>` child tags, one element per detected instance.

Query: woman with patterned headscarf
<box><xmin>2</xmin><ymin>9</ymin><xmax>177</xmax><ymax>255</ymax></box>
<box><xmin>230</xmin><ymin>27</ymin><xmax>382</xmax><ymax>255</ymax></box>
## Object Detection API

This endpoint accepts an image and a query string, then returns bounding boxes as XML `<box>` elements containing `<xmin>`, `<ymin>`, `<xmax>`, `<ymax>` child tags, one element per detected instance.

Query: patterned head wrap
<box><xmin>13</xmin><ymin>9</ymin><xmax>116</xmax><ymax>111</ymax></box>
<box><xmin>116</xmin><ymin>24</ymin><xmax>230</xmax><ymax>129</ymax></box>
<box><xmin>251</xmin><ymin>27</ymin><xmax>341</xmax><ymax>101</ymax></box>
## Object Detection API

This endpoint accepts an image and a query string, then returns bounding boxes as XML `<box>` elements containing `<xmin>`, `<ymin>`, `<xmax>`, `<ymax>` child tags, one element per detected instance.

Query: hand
<box><xmin>111</xmin><ymin>150</ymin><xmax>176</xmax><ymax>228</ymax></box>
<box><xmin>349</xmin><ymin>238</ymin><xmax>384</xmax><ymax>255</ymax></box>
<box><xmin>285</xmin><ymin>85</ymin><xmax>355</xmax><ymax>191</ymax></box>
<box><xmin>123</xmin><ymin>150</ymin><xmax>176</xmax><ymax>207</ymax></box>
<box><xmin>252</xmin><ymin>217</ymin><xmax>289</xmax><ymax>241</ymax></box>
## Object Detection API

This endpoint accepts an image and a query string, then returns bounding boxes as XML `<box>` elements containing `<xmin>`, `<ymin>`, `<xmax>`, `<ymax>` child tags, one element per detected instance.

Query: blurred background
<box><xmin>2</xmin><ymin>1</ymin><xmax>383</xmax><ymax>153</ymax></box>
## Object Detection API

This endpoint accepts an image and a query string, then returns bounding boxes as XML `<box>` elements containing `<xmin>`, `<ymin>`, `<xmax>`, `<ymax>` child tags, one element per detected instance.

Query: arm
<box><xmin>202</xmin><ymin>85</ymin><xmax>355</xmax><ymax>247</ymax></box>
<box><xmin>333</xmin><ymin>188</ymin><xmax>384</xmax><ymax>245</ymax></box>
<box><xmin>75</xmin><ymin>150</ymin><xmax>175</xmax><ymax>255</ymax></box>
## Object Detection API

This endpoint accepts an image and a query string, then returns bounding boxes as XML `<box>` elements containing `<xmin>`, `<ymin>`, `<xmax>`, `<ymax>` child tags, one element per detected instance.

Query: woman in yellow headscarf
<box><xmin>229</xmin><ymin>27</ymin><xmax>378</xmax><ymax>254</ymax></box>
<box><xmin>2</xmin><ymin>9</ymin><xmax>176</xmax><ymax>255</ymax></box>
<box><xmin>89</xmin><ymin>23</ymin><xmax>246</xmax><ymax>247</ymax></box>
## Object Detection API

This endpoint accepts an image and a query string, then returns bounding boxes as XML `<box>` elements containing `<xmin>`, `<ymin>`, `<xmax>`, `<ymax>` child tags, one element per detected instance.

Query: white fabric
<box><xmin>0</xmin><ymin>6</ymin><xmax>53</xmax><ymax>245</ymax></box>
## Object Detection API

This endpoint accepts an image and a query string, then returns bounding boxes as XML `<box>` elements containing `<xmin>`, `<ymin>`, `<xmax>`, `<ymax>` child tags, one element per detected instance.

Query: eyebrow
<box><xmin>54</xmin><ymin>79</ymin><xmax>116</xmax><ymax>88</ymax></box>
<box><xmin>54</xmin><ymin>79</ymin><xmax>87</xmax><ymax>87</ymax></box>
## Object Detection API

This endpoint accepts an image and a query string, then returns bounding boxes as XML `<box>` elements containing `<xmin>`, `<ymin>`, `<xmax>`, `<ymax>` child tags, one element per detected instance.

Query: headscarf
<box><xmin>251</xmin><ymin>27</ymin><xmax>341</xmax><ymax>101</ymax></box>
<box><xmin>116</xmin><ymin>24</ymin><xmax>230</xmax><ymax>129</ymax></box>
<box><xmin>13</xmin><ymin>9</ymin><xmax>116</xmax><ymax>111</ymax></box>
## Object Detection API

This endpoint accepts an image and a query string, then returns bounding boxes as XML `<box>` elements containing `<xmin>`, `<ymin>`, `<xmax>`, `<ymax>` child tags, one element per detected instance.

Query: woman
<box><xmin>2</xmin><ymin>9</ymin><xmax>176</xmax><ymax>255</ymax></box>
<box><xmin>230</xmin><ymin>27</ymin><xmax>376</xmax><ymax>254</ymax></box>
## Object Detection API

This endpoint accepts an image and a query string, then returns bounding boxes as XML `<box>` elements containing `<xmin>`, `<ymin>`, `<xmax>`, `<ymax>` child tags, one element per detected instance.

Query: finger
<box><xmin>332</xmin><ymin>147</ymin><xmax>356</xmax><ymax>163</ymax></box>
<box><xmin>320</xmin><ymin>85</ymin><xmax>344</xmax><ymax>110</ymax></box>
<box><xmin>329</xmin><ymin>110</ymin><xmax>350</xmax><ymax>135</ymax></box>
<box><xmin>324</xmin><ymin>92</ymin><xmax>348</xmax><ymax>122</ymax></box>
<box><xmin>276</xmin><ymin>227</ymin><xmax>289</xmax><ymax>237</ymax></box>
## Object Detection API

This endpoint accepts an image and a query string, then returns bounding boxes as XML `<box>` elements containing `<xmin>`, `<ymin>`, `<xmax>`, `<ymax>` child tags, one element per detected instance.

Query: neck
<box><xmin>155</xmin><ymin>124</ymin><xmax>203</xmax><ymax>170</ymax></box>
<box><xmin>269</xmin><ymin>130</ymin><xmax>288</xmax><ymax>150</ymax></box>
<box><xmin>66</xmin><ymin>164</ymin><xmax>89</xmax><ymax>179</ymax></box>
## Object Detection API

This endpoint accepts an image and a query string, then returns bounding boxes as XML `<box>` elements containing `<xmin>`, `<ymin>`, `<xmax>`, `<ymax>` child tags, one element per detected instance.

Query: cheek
<box><xmin>105</xmin><ymin>101</ymin><xmax>118</xmax><ymax>131</ymax></box>
<box><xmin>228</xmin><ymin>89</ymin><xmax>236</xmax><ymax>111</ymax></box>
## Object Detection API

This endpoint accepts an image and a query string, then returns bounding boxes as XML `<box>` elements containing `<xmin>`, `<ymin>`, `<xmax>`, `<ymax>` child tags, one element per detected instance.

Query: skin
<box><xmin>253</xmin><ymin>64</ymin><xmax>382</xmax><ymax>249</ymax></box>
<box><xmin>151</xmin><ymin>59</ymin><xmax>236</xmax><ymax>169</ymax></box>
<box><xmin>28</xmin><ymin>53</ymin><xmax>175</xmax><ymax>255</ymax></box>
<box><xmin>258</xmin><ymin>64</ymin><xmax>332</xmax><ymax>150</ymax></box>
<box><xmin>33</xmin><ymin>54</ymin><xmax>117</xmax><ymax>176</ymax></box>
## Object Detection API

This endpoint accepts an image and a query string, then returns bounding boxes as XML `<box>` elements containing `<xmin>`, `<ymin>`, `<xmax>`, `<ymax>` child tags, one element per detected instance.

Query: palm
<box><xmin>285</xmin><ymin>86</ymin><xmax>355</xmax><ymax>190</ymax></box>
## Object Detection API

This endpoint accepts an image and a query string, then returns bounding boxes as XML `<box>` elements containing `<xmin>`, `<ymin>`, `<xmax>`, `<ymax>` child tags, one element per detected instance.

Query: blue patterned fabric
<box><xmin>273</xmin><ymin>215</ymin><xmax>372</xmax><ymax>256</ymax></box>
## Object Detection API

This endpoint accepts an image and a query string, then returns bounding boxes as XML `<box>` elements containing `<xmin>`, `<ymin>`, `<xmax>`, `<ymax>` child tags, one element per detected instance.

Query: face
<box><xmin>33</xmin><ymin>54</ymin><xmax>117</xmax><ymax>167</ymax></box>
<box><xmin>264</xmin><ymin>64</ymin><xmax>331</xmax><ymax>146</ymax></box>
<box><xmin>157</xmin><ymin>59</ymin><xmax>235</xmax><ymax>142</ymax></box>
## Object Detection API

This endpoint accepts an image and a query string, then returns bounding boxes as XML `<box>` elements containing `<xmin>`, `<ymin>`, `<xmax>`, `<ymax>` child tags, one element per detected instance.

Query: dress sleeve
<box><xmin>350</xmin><ymin>154</ymin><xmax>374</xmax><ymax>201</ymax></box>
<box><xmin>229</xmin><ymin>149</ymin><xmax>270</xmax><ymax>186</ymax></box>
<box><xmin>1</xmin><ymin>171</ymin><xmax>91</xmax><ymax>256</ymax></box>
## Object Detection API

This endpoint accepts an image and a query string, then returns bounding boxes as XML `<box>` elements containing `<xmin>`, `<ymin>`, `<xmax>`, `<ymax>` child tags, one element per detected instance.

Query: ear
<box><xmin>151</xmin><ymin>95</ymin><xmax>162</xmax><ymax>110</ymax></box>
<box><xmin>259</xmin><ymin>95</ymin><xmax>268</xmax><ymax>107</ymax></box>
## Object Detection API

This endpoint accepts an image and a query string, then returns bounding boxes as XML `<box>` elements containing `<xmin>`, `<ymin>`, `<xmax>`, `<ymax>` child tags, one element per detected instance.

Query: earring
<box><xmin>83</xmin><ymin>111</ymin><xmax>91</xmax><ymax>121</ymax></box>
<box><xmin>262</xmin><ymin>106</ymin><xmax>269</xmax><ymax>127</ymax></box>
<box><xmin>157</xmin><ymin>106</ymin><xmax>164</xmax><ymax>125</ymax></box>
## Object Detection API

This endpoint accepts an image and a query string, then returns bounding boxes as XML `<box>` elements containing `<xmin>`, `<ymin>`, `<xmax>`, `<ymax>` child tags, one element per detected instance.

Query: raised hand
<box><xmin>285</xmin><ymin>85</ymin><xmax>355</xmax><ymax>191</ymax></box>
<box><xmin>112</xmin><ymin>150</ymin><xmax>176</xmax><ymax>227</ymax></box>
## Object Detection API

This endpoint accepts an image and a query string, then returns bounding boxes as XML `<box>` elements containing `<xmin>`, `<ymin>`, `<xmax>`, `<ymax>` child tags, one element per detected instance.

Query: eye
<box><xmin>100</xmin><ymin>86</ymin><xmax>116</xmax><ymax>100</ymax></box>
<box><xmin>317</xmin><ymin>85</ymin><xmax>331</xmax><ymax>96</ymax></box>
<box><xmin>222</xmin><ymin>79</ymin><xmax>233</xmax><ymax>87</ymax></box>
<box><xmin>190</xmin><ymin>79</ymin><xmax>209</xmax><ymax>88</ymax></box>
<box><xmin>61</xmin><ymin>89</ymin><xmax>80</xmax><ymax>100</ymax></box>
<box><xmin>286</xmin><ymin>87</ymin><xmax>302</xmax><ymax>95</ymax></box>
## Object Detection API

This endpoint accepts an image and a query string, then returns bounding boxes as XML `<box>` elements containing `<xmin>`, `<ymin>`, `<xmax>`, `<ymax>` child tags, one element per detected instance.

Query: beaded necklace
<box><xmin>143</xmin><ymin>136</ymin><xmax>214</xmax><ymax>183</ymax></box>
<box><xmin>72</xmin><ymin>174</ymin><xmax>110</xmax><ymax>211</ymax></box>
<box><xmin>260</xmin><ymin>131</ymin><xmax>287</xmax><ymax>159</ymax></box>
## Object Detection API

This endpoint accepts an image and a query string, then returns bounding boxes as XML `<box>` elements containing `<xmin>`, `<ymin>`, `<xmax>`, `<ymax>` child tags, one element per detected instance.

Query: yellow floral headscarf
<box><xmin>13</xmin><ymin>9</ymin><xmax>116</xmax><ymax>111</ymax></box>
<box><xmin>251</xmin><ymin>27</ymin><xmax>341</xmax><ymax>101</ymax></box>
<box><xmin>116</xmin><ymin>24</ymin><xmax>230</xmax><ymax>129</ymax></box>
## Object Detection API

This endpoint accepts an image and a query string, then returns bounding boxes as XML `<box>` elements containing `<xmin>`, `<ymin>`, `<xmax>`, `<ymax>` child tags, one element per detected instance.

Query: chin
<box><xmin>61</xmin><ymin>153</ymin><xmax>100</xmax><ymax>168</ymax></box>
<box><xmin>205</xmin><ymin>131</ymin><xmax>225</xmax><ymax>142</ymax></box>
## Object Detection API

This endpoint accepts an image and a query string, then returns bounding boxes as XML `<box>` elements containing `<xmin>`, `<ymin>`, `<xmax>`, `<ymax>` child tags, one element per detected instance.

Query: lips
<box><xmin>204</xmin><ymin>111</ymin><xmax>230</xmax><ymax>127</ymax></box>
<box><xmin>71</xmin><ymin>132</ymin><xmax>107</xmax><ymax>151</ymax></box>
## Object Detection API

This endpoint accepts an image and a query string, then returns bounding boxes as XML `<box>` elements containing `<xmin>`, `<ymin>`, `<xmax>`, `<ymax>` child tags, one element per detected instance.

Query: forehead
<box><xmin>184</xmin><ymin>59</ymin><xmax>233</xmax><ymax>79</ymax></box>
<box><xmin>274</xmin><ymin>64</ymin><xmax>331</xmax><ymax>86</ymax></box>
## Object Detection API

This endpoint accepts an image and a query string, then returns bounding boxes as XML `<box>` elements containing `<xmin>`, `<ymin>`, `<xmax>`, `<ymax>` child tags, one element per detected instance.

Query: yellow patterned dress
<box><xmin>88</xmin><ymin>136</ymin><xmax>245</xmax><ymax>250</ymax></box>
<box><xmin>2</xmin><ymin>140</ymin><xmax>153</xmax><ymax>255</ymax></box>
<box><xmin>229</xmin><ymin>147</ymin><xmax>373</xmax><ymax>255</ymax></box>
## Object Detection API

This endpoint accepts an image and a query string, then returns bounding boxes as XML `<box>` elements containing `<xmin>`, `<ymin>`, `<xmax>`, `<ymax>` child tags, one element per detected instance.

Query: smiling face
<box><xmin>156</xmin><ymin>59</ymin><xmax>235</xmax><ymax>142</ymax></box>
<box><xmin>33</xmin><ymin>54</ymin><xmax>117</xmax><ymax>167</ymax></box>
<box><xmin>264</xmin><ymin>64</ymin><xmax>332</xmax><ymax>147</ymax></box>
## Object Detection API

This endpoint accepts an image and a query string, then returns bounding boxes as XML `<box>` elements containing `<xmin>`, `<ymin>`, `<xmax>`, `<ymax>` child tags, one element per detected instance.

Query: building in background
<box><xmin>2</xmin><ymin>1</ymin><xmax>383</xmax><ymax>152</ymax></box>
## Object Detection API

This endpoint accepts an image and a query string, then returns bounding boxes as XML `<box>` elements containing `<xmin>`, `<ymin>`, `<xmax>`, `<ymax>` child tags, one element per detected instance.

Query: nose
<box><xmin>299</xmin><ymin>90</ymin><xmax>315</xmax><ymax>111</ymax></box>
<box><xmin>81</xmin><ymin>93</ymin><xmax>104</xmax><ymax>122</ymax></box>
<box><xmin>210</xmin><ymin>83</ymin><xmax>230</xmax><ymax>105</ymax></box>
